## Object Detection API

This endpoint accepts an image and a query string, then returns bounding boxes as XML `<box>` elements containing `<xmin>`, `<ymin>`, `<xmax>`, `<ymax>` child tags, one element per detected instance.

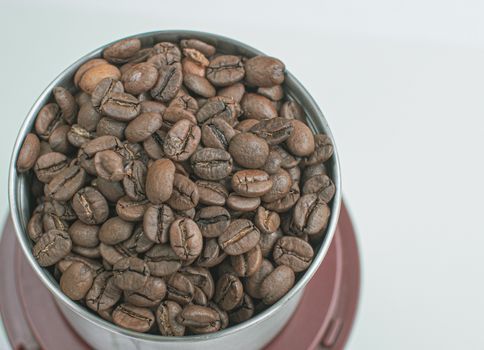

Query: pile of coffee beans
<box><xmin>17</xmin><ymin>36</ymin><xmax>335</xmax><ymax>335</ymax></box>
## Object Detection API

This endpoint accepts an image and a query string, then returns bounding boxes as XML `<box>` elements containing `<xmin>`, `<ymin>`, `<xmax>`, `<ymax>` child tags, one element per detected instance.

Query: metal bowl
<box><xmin>8</xmin><ymin>30</ymin><xmax>341</xmax><ymax>350</ymax></box>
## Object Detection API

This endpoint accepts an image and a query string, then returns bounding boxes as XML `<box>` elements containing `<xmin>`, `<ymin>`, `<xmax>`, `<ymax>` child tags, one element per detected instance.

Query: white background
<box><xmin>1</xmin><ymin>0</ymin><xmax>484</xmax><ymax>349</ymax></box>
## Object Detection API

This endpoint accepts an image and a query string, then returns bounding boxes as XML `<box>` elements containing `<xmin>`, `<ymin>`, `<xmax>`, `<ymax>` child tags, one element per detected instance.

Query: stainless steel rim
<box><xmin>8</xmin><ymin>30</ymin><xmax>342</xmax><ymax>342</ymax></box>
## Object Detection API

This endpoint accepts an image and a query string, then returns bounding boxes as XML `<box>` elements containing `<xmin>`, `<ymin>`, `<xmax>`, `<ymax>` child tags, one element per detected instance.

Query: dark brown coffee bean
<box><xmin>234</xmin><ymin>119</ymin><xmax>259</xmax><ymax>132</ymax></box>
<box><xmin>169</xmin><ymin>218</ymin><xmax>203</xmax><ymax>261</ymax></box>
<box><xmin>285</xmin><ymin>120</ymin><xmax>315</xmax><ymax>157</ymax></box>
<box><xmin>229</xmin><ymin>132</ymin><xmax>269</xmax><ymax>169</ymax></box>
<box><xmin>179</xmin><ymin>266</ymin><xmax>215</xmax><ymax>300</ymax></box>
<box><xmin>145</xmin><ymin>244</ymin><xmax>181</xmax><ymax>277</ymax></box>
<box><xmin>260</xmin><ymin>229</ymin><xmax>283</xmax><ymax>258</ymax></box>
<box><xmin>218</xmin><ymin>219</ymin><xmax>260</xmax><ymax>256</ymax></box>
<box><xmin>261</xmin><ymin>169</ymin><xmax>292</xmax><ymax>203</ymax></box>
<box><xmin>17</xmin><ymin>133</ymin><xmax>40</xmax><ymax>172</ymax></box>
<box><xmin>195</xmin><ymin>206</ymin><xmax>230</xmax><ymax>238</ymax></box>
<box><xmin>74</xmin><ymin>58</ymin><xmax>107</xmax><ymax>87</ymax></box>
<box><xmin>115</xmin><ymin>196</ymin><xmax>148</xmax><ymax>222</ymax></box>
<box><xmin>201</xmin><ymin>117</ymin><xmax>236</xmax><ymax>150</ymax></box>
<box><xmin>48</xmin><ymin>125</ymin><xmax>73</xmax><ymax>154</ymax></box>
<box><xmin>146</xmin><ymin>159</ymin><xmax>175</xmax><ymax>204</ymax></box>
<box><xmin>183</xmin><ymin>48</ymin><xmax>209</xmax><ymax>66</ymax></box>
<box><xmin>35</xmin><ymin>103</ymin><xmax>64</xmax><ymax>140</ymax></box>
<box><xmin>264</xmin><ymin>182</ymin><xmax>300</xmax><ymax>213</ymax></box>
<box><xmin>91</xmin><ymin>78</ymin><xmax>124</xmax><ymax>112</ymax></box>
<box><xmin>33</xmin><ymin>229</ymin><xmax>72</xmax><ymax>266</ymax></box>
<box><xmin>152</xmin><ymin>42</ymin><xmax>182</xmax><ymax>65</ymax></box>
<box><xmin>67</xmin><ymin>125</ymin><xmax>95</xmax><ymax>147</ymax></box>
<box><xmin>113</xmin><ymin>303</ymin><xmax>154</xmax><ymax>333</ymax></box>
<box><xmin>273</xmin><ymin>236</ymin><xmax>314</xmax><ymax>272</ymax></box>
<box><xmin>167</xmin><ymin>273</ymin><xmax>194</xmax><ymax>305</ymax></box>
<box><xmin>302</xmin><ymin>174</ymin><xmax>335</xmax><ymax>203</ymax></box>
<box><xmin>206</xmin><ymin>55</ymin><xmax>245</xmax><ymax>87</ymax></box>
<box><xmin>122</xmin><ymin>62</ymin><xmax>159</xmax><ymax>95</ymax></box>
<box><xmin>196</xmin><ymin>96</ymin><xmax>241</xmax><ymax>125</ymax></box>
<box><xmin>96</xmin><ymin>117</ymin><xmax>126</xmax><ymax>140</ymax></box>
<box><xmin>68</xmin><ymin>220</ymin><xmax>100</xmax><ymax>248</ymax></box>
<box><xmin>260</xmin><ymin>265</ymin><xmax>294</xmax><ymax>305</ymax></box>
<box><xmin>27</xmin><ymin>210</ymin><xmax>44</xmax><ymax>242</ymax></box>
<box><xmin>121</xmin><ymin>224</ymin><xmax>154</xmax><ymax>254</ymax></box>
<box><xmin>99</xmin><ymin>91</ymin><xmax>140</xmax><ymax>122</ymax></box>
<box><xmin>103</xmin><ymin>38</ymin><xmax>141</xmax><ymax>64</ymax></box>
<box><xmin>241</xmin><ymin>93</ymin><xmax>277</xmax><ymax>121</ymax></box>
<box><xmin>244</xmin><ymin>56</ymin><xmax>285</xmax><ymax>87</ymax></box>
<box><xmin>166</xmin><ymin>174</ymin><xmax>199</xmax><ymax>210</ymax></box>
<box><xmin>143</xmin><ymin>130</ymin><xmax>166</xmax><ymax>160</ymax></box>
<box><xmin>180</xmin><ymin>39</ymin><xmax>216</xmax><ymax>57</ymax></box>
<box><xmin>60</xmin><ymin>262</ymin><xmax>94</xmax><ymax>300</ymax></box>
<box><xmin>291</xmin><ymin>194</ymin><xmax>330</xmax><ymax>235</ymax></box>
<box><xmin>250</xmin><ymin>117</ymin><xmax>293</xmax><ymax>145</ymax></box>
<box><xmin>191</xmin><ymin>148</ymin><xmax>233</xmax><ymax>180</ymax></box>
<box><xmin>124</xmin><ymin>276</ymin><xmax>166</xmax><ymax>307</ymax></box>
<box><xmin>162</xmin><ymin>107</ymin><xmax>197</xmax><ymax>131</ymax></box>
<box><xmin>272</xmin><ymin>145</ymin><xmax>300</xmax><ymax>169</ymax></box>
<box><xmin>301</xmin><ymin>133</ymin><xmax>334</xmax><ymax>166</ymax></box>
<box><xmin>113</xmin><ymin>257</ymin><xmax>150</xmax><ymax>291</ymax></box>
<box><xmin>72</xmin><ymin>244</ymin><xmax>101</xmax><ymax>259</ymax></box>
<box><xmin>169</xmin><ymin>94</ymin><xmax>198</xmax><ymax>113</ymax></box>
<box><xmin>183</xmin><ymin>74</ymin><xmax>216</xmax><ymax>98</ymax></box>
<box><xmin>214</xmin><ymin>273</ymin><xmax>243</xmax><ymax>311</ymax></box>
<box><xmin>287</xmin><ymin>166</ymin><xmax>301</xmax><ymax>184</ymax></box>
<box><xmin>143</xmin><ymin>204</ymin><xmax>175</xmax><ymax>244</ymax></box>
<box><xmin>261</xmin><ymin>149</ymin><xmax>283</xmax><ymax>175</ymax></box>
<box><xmin>72</xmin><ymin>187</ymin><xmax>109</xmax><ymax>225</ymax></box>
<box><xmin>218</xmin><ymin>83</ymin><xmax>245</xmax><ymax>103</ymax></box>
<box><xmin>280</xmin><ymin>100</ymin><xmax>304</xmax><ymax>120</ymax></box>
<box><xmin>196</xmin><ymin>180</ymin><xmax>228</xmax><ymax>206</ymax></box>
<box><xmin>99</xmin><ymin>242</ymin><xmax>135</xmax><ymax>265</ymax></box>
<box><xmin>231</xmin><ymin>244</ymin><xmax>262</xmax><ymax>277</ymax></box>
<box><xmin>182</xmin><ymin>57</ymin><xmax>206</xmax><ymax>77</ymax></box>
<box><xmin>78</xmin><ymin>102</ymin><xmax>102</xmax><ymax>132</ymax></box>
<box><xmin>151</xmin><ymin>63</ymin><xmax>183</xmax><ymax>102</ymax></box>
<box><xmin>53</xmin><ymin>86</ymin><xmax>78</xmax><ymax>124</ymax></box>
<box><xmin>122</xmin><ymin>160</ymin><xmax>147</xmax><ymax>201</ymax></box>
<box><xmin>163</xmin><ymin>119</ymin><xmax>201</xmax><ymax>161</ymax></box>
<box><xmin>80</xmin><ymin>63</ymin><xmax>122</xmax><ymax>95</ymax></box>
<box><xmin>228</xmin><ymin>293</ymin><xmax>254</xmax><ymax>324</ymax></box>
<box><xmin>86</xmin><ymin>271</ymin><xmax>122</xmax><ymax>311</ymax></box>
<box><xmin>92</xmin><ymin>177</ymin><xmax>125</xmax><ymax>203</ymax></box>
<box><xmin>94</xmin><ymin>150</ymin><xmax>125</xmax><ymax>182</ymax></box>
<box><xmin>254</xmin><ymin>206</ymin><xmax>280</xmax><ymax>234</ymax></box>
<box><xmin>156</xmin><ymin>301</ymin><xmax>185</xmax><ymax>336</ymax></box>
<box><xmin>258</xmin><ymin>85</ymin><xmax>284</xmax><ymax>101</ymax></box>
<box><xmin>99</xmin><ymin>217</ymin><xmax>134</xmax><ymax>245</ymax></box>
<box><xmin>196</xmin><ymin>238</ymin><xmax>226</xmax><ymax>268</ymax></box>
<box><xmin>57</xmin><ymin>253</ymin><xmax>103</xmax><ymax>274</ymax></box>
<box><xmin>45</xmin><ymin>165</ymin><xmax>86</xmax><ymax>201</ymax></box>
<box><xmin>244</xmin><ymin>259</ymin><xmax>273</xmax><ymax>299</ymax></box>
<box><xmin>140</xmin><ymin>99</ymin><xmax>167</xmax><ymax>114</ymax></box>
<box><xmin>125</xmin><ymin>112</ymin><xmax>163</xmax><ymax>143</ymax></box>
<box><xmin>226</xmin><ymin>193</ymin><xmax>261</xmax><ymax>212</ymax></box>
<box><xmin>231</xmin><ymin>170</ymin><xmax>273</xmax><ymax>198</ymax></box>
<box><xmin>177</xmin><ymin>304</ymin><xmax>220</xmax><ymax>333</ymax></box>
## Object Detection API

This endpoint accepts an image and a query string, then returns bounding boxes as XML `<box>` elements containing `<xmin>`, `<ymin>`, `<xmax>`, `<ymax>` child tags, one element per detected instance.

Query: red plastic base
<box><xmin>0</xmin><ymin>203</ymin><xmax>359</xmax><ymax>350</ymax></box>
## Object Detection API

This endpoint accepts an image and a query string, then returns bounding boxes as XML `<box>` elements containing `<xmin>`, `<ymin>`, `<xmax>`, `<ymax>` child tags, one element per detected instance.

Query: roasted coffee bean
<box><xmin>228</xmin><ymin>293</ymin><xmax>254</xmax><ymax>324</ymax></box>
<box><xmin>113</xmin><ymin>257</ymin><xmax>150</xmax><ymax>291</ymax></box>
<box><xmin>99</xmin><ymin>217</ymin><xmax>134</xmax><ymax>245</ymax></box>
<box><xmin>60</xmin><ymin>262</ymin><xmax>94</xmax><ymax>301</ymax></box>
<box><xmin>143</xmin><ymin>204</ymin><xmax>175</xmax><ymax>244</ymax></box>
<box><xmin>122</xmin><ymin>62</ymin><xmax>159</xmax><ymax>95</ymax></box>
<box><xmin>180</xmin><ymin>266</ymin><xmax>215</xmax><ymax>300</ymax></box>
<box><xmin>163</xmin><ymin>119</ymin><xmax>201</xmax><ymax>161</ymax></box>
<box><xmin>177</xmin><ymin>304</ymin><xmax>220</xmax><ymax>333</ymax></box>
<box><xmin>234</xmin><ymin>119</ymin><xmax>259</xmax><ymax>132</ymax></box>
<box><xmin>152</xmin><ymin>42</ymin><xmax>182</xmax><ymax>64</ymax></box>
<box><xmin>261</xmin><ymin>169</ymin><xmax>292</xmax><ymax>203</ymax></box>
<box><xmin>231</xmin><ymin>244</ymin><xmax>262</xmax><ymax>277</ymax></box>
<box><xmin>272</xmin><ymin>145</ymin><xmax>300</xmax><ymax>169</ymax></box>
<box><xmin>260</xmin><ymin>265</ymin><xmax>294</xmax><ymax>305</ymax></box>
<box><xmin>57</xmin><ymin>253</ymin><xmax>103</xmax><ymax>274</ymax></box>
<box><xmin>122</xmin><ymin>160</ymin><xmax>147</xmax><ymax>201</ymax></box>
<box><xmin>259</xmin><ymin>229</ymin><xmax>283</xmax><ymax>258</ymax></box>
<box><xmin>79</xmin><ymin>63</ymin><xmax>121</xmax><ymax>95</ymax></box>
<box><xmin>174</xmin><ymin>208</ymin><xmax>196</xmax><ymax>220</ymax></box>
<box><xmin>206</xmin><ymin>55</ymin><xmax>244</xmax><ymax>87</ymax></box>
<box><xmin>195</xmin><ymin>206</ymin><xmax>230</xmax><ymax>238</ymax></box>
<box><xmin>67</xmin><ymin>125</ymin><xmax>94</xmax><ymax>147</ymax></box>
<box><xmin>264</xmin><ymin>182</ymin><xmax>300</xmax><ymax>213</ymax></box>
<box><xmin>301</xmin><ymin>133</ymin><xmax>334</xmax><ymax>166</ymax></box>
<box><xmin>35</xmin><ymin>103</ymin><xmax>64</xmax><ymax>140</ymax></box>
<box><xmin>33</xmin><ymin>230</ymin><xmax>72</xmax><ymax>266</ymax></box>
<box><xmin>287</xmin><ymin>166</ymin><xmax>301</xmax><ymax>184</ymax></box>
<box><xmin>196</xmin><ymin>180</ymin><xmax>228</xmax><ymax>206</ymax></box>
<box><xmin>74</xmin><ymin>59</ymin><xmax>108</xmax><ymax>88</ymax></box>
<box><xmin>78</xmin><ymin>101</ymin><xmax>102</xmax><ymax>132</ymax></box>
<box><xmin>145</xmin><ymin>244</ymin><xmax>181</xmax><ymax>277</ymax></box>
<box><xmin>201</xmin><ymin>117</ymin><xmax>236</xmax><ymax>150</ymax></box>
<box><xmin>103</xmin><ymin>38</ymin><xmax>142</xmax><ymax>64</ymax></box>
<box><xmin>302</xmin><ymin>174</ymin><xmax>335</xmax><ymax>203</ymax></box>
<box><xmin>169</xmin><ymin>218</ymin><xmax>203</xmax><ymax>261</ymax></box>
<box><xmin>226</xmin><ymin>194</ymin><xmax>261</xmax><ymax>212</ymax></box>
<box><xmin>166</xmin><ymin>273</ymin><xmax>194</xmax><ymax>305</ymax></box>
<box><xmin>229</xmin><ymin>133</ymin><xmax>269</xmax><ymax>169</ymax></box>
<box><xmin>169</xmin><ymin>94</ymin><xmax>198</xmax><ymax>113</ymax></box>
<box><xmin>280</xmin><ymin>100</ymin><xmax>304</xmax><ymax>120</ymax></box>
<box><xmin>196</xmin><ymin>238</ymin><xmax>226</xmax><ymax>268</ymax></box>
<box><xmin>191</xmin><ymin>148</ymin><xmax>233</xmax><ymax>180</ymax></box>
<box><xmin>214</xmin><ymin>273</ymin><xmax>243</xmax><ymax>311</ymax></box>
<box><xmin>196</xmin><ymin>96</ymin><xmax>241</xmax><ymax>125</ymax></box>
<box><xmin>218</xmin><ymin>219</ymin><xmax>260</xmax><ymax>256</ymax></box>
<box><xmin>151</xmin><ymin>62</ymin><xmax>183</xmax><ymax>102</ymax></box>
<box><xmin>273</xmin><ymin>236</ymin><xmax>314</xmax><ymax>272</ymax></box>
<box><xmin>231</xmin><ymin>170</ymin><xmax>273</xmax><ymax>198</ymax></box>
<box><xmin>92</xmin><ymin>177</ymin><xmax>125</xmax><ymax>202</ymax></box>
<box><xmin>91</xmin><ymin>78</ymin><xmax>124</xmax><ymax>111</ymax></box>
<box><xmin>180</xmin><ymin>39</ymin><xmax>216</xmax><ymax>57</ymax></box>
<box><xmin>27</xmin><ymin>210</ymin><xmax>44</xmax><ymax>242</ymax></box>
<box><xmin>121</xmin><ymin>224</ymin><xmax>154</xmax><ymax>254</ymax></box>
<box><xmin>261</xmin><ymin>149</ymin><xmax>283</xmax><ymax>175</ymax></box>
<box><xmin>72</xmin><ymin>244</ymin><xmax>101</xmax><ymax>259</ymax></box>
<box><xmin>244</xmin><ymin>259</ymin><xmax>274</xmax><ymax>299</ymax></box>
<box><xmin>37</xmin><ymin>141</ymin><xmax>52</xmax><ymax>158</ymax></box>
<box><xmin>68</xmin><ymin>220</ymin><xmax>100</xmax><ymax>248</ymax></box>
<box><xmin>143</xmin><ymin>130</ymin><xmax>166</xmax><ymax>159</ymax></box>
<box><xmin>125</xmin><ymin>112</ymin><xmax>163</xmax><ymax>143</ymax></box>
<box><xmin>34</xmin><ymin>152</ymin><xmax>68</xmax><ymax>183</ymax></box>
<box><xmin>53</xmin><ymin>86</ymin><xmax>78</xmax><ymax>124</ymax></box>
<box><xmin>48</xmin><ymin>125</ymin><xmax>72</xmax><ymax>154</ymax></box>
<box><xmin>254</xmin><ymin>206</ymin><xmax>280</xmax><ymax>234</ymax></box>
<box><xmin>124</xmin><ymin>276</ymin><xmax>166</xmax><ymax>307</ymax></box>
<box><xmin>17</xmin><ymin>133</ymin><xmax>40</xmax><ymax>172</ymax></box>
<box><xmin>96</xmin><ymin>117</ymin><xmax>126</xmax><ymax>140</ymax></box>
<box><xmin>183</xmin><ymin>48</ymin><xmax>209</xmax><ymax>66</ymax></box>
<box><xmin>86</xmin><ymin>272</ymin><xmax>122</xmax><ymax>311</ymax></box>
<box><xmin>218</xmin><ymin>83</ymin><xmax>245</xmax><ymax>103</ymax></box>
<box><xmin>166</xmin><ymin>174</ymin><xmax>199</xmax><ymax>210</ymax></box>
<box><xmin>145</xmin><ymin>158</ymin><xmax>175</xmax><ymax>204</ymax></box>
<box><xmin>94</xmin><ymin>150</ymin><xmax>124</xmax><ymax>181</ymax></box>
<box><xmin>184</xmin><ymin>74</ymin><xmax>216</xmax><ymax>98</ymax></box>
<box><xmin>250</xmin><ymin>118</ymin><xmax>293</xmax><ymax>145</ymax></box>
<box><xmin>45</xmin><ymin>165</ymin><xmax>86</xmax><ymax>201</ymax></box>
<box><xmin>162</xmin><ymin>107</ymin><xmax>197</xmax><ymax>131</ymax></box>
<box><xmin>182</xmin><ymin>56</ymin><xmax>206</xmax><ymax>77</ymax></box>
<box><xmin>291</xmin><ymin>194</ymin><xmax>330</xmax><ymax>235</ymax></box>
<box><xmin>113</xmin><ymin>303</ymin><xmax>155</xmax><ymax>333</ymax></box>
<box><xmin>115</xmin><ymin>196</ymin><xmax>148</xmax><ymax>222</ymax></box>
<box><xmin>156</xmin><ymin>301</ymin><xmax>185</xmax><ymax>336</ymax></box>
<box><xmin>244</xmin><ymin>56</ymin><xmax>285</xmax><ymax>87</ymax></box>
<box><xmin>72</xmin><ymin>187</ymin><xmax>109</xmax><ymax>225</ymax></box>
<box><xmin>99</xmin><ymin>242</ymin><xmax>135</xmax><ymax>265</ymax></box>
<box><xmin>285</xmin><ymin>120</ymin><xmax>315</xmax><ymax>157</ymax></box>
<box><xmin>258</xmin><ymin>85</ymin><xmax>284</xmax><ymax>101</ymax></box>
<box><xmin>241</xmin><ymin>93</ymin><xmax>277</xmax><ymax>121</ymax></box>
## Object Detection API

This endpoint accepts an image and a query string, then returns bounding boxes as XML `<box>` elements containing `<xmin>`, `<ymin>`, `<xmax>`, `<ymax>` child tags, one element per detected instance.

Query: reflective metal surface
<box><xmin>8</xmin><ymin>30</ymin><xmax>342</xmax><ymax>350</ymax></box>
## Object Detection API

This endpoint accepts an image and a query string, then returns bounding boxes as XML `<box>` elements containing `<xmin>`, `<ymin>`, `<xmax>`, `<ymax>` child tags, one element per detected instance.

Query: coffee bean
<box><xmin>79</xmin><ymin>63</ymin><xmax>121</xmax><ymax>95</ymax></box>
<box><xmin>17</xmin><ymin>133</ymin><xmax>40</xmax><ymax>172</ymax></box>
<box><xmin>153</xmin><ymin>42</ymin><xmax>182</xmax><ymax>65</ymax></box>
<box><xmin>113</xmin><ymin>303</ymin><xmax>155</xmax><ymax>333</ymax></box>
<box><xmin>177</xmin><ymin>304</ymin><xmax>220</xmax><ymax>333</ymax></box>
<box><xmin>244</xmin><ymin>56</ymin><xmax>285</xmax><ymax>87</ymax></box>
<box><xmin>261</xmin><ymin>169</ymin><xmax>292</xmax><ymax>203</ymax></box>
<box><xmin>260</xmin><ymin>265</ymin><xmax>294</xmax><ymax>305</ymax></box>
<box><xmin>67</xmin><ymin>221</ymin><xmax>100</xmax><ymax>248</ymax></box>
<box><xmin>72</xmin><ymin>186</ymin><xmax>109</xmax><ymax>225</ymax></box>
<box><xmin>57</xmin><ymin>253</ymin><xmax>103</xmax><ymax>274</ymax></box>
<box><xmin>145</xmin><ymin>159</ymin><xmax>175</xmax><ymax>204</ymax></box>
<box><xmin>100</xmin><ymin>91</ymin><xmax>140</xmax><ymax>122</ymax></box>
<box><xmin>184</xmin><ymin>74</ymin><xmax>216</xmax><ymax>98</ymax></box>
<box><xmin>123</xmin><ymin>160</ymin><xmax>147</xmax><ymax>201</ymax></box>
<box><xmin>196</xmin><ymin>96</ymin><xmax>241</xmax><ymax>125</ymax></box>
<box><xmin>302</xmin><ymin>174</ymin><xmax>335</xmax><ymax>203</ymax></box>
<box><xmin>103</xmin><ymin>38</ymin><xmax>142</xmax><ymax>64</ymax></box>
<box><xmin>53</xmin><ymin>86</ymin><xmax>78</xmax><ymax>124</ymax></box>
<box><xmin>218</xmin><ymin>83</ymin><xmax>245</xmax><ymax>103</ymax></box>
<box><xmin>151</xmin><ymin>62</ymin><xmax>183</xmax><ymax>102</ymax></box>
<box><xmin>206</xmin><ymin>55</ymin><xmax>245</xmax><ymax>87</ymax></box>
<box><xmin>143</xmin><ymin>130</ymin><xmax>166</xmax><ymax>159</ymax></box>
<box><xmin>163</xmin><ymin>119</ymin><xmax>201</xmax><ymax>161</ymax></box>
<box><xmin>241</xmin><ymin>93</ymin><xmax>277</xmax><ymax>121</ymax></box>
<box><xmin>96</xmin><ymin>117</ymin><xmax>126</xmax><ymax>140</ymax></box>
<box><xmin>287</xmin><ymin>166</ymin><xmax>301</xmax><ymax>184</ymax></box>
<box><xmin>196</xmin><ymin>238</ymin><xmax>226</xmax><ymax>268</ymax></box>
<box><xmin>143</xmin><ymin>204</ymin><xmax>175</xmax><ymax>244</ymax></box>
<box><xmin>122</xmin><ymin>62</ymin><xmax>159</xmax><ymax>95</ymax></box>
<box><xmin>169</xmin><ymin>218</ymin><xmax>203</xmax><ymax>261</ymax></box>
<box><xmin>179</xmin><ymin>266</ymin><xmax>215</xmax><ymax>300</ymax></box>
<box><xmin>166</xmin><ymin>273</ymin><xmax>194</xmax><ymax>305</ymax></box>
<box><xmin>231</xmin><ymin>170</ymin><xmax>273</xmax><ymax>198</ymax></box>
<box><xmin>124</xmin><ymin>276</ymin><xmax>167</xmax><ymax>307</ymax></box>
<box><xmin>218</xmin><ymin>219</ymin><xmax>260</xmax><ymax>256</ymax></box>
<box><xmin>272</xmin><ymin>145</ymin><xmax>300</xmax><ymax>169</ymax></box>
<box><xmin>226</xmin><ymin>194</ymin><xmax>261</xmax><ymax>212</ymax></box>
<box><xmin>201</xmin><ymin>117</ymin><xmax>236</xmax><ymax>150</ymax></box>
<box><xmin>145</xmin><ymin>244</ymin><xmax>181</xmax><ymax>277</ymax></box>
<box><xmin>125</xmin><ymin>112</ymin><xmax>163</xmax><ymax>143</ymax></box>
<box><xmin>273</xmin><ymin>236</ymin><xmax>314</xmax><ymax>272</ymax></box>
<box><xmin>280</xmin><ymin>100</ymin><xmax>304</xmax><ymax>120</ymax></box>
<box><xmin>72</xmin><ymin>244</ymin><xmax>101</xmax><ymax>259</ymax></box>
<box><xmin>191</xmin><ymin>148</ymin><xmax>233</xmax><ymax>180</ymax></box>
<box><xmin>167</xmin><ymin>174</ymin><xmax>199</xmax><ymax>210</ymax></box>
<box><xmin>257</xmin><ymin>85</ymin><xmax>284</xmax><ymax>101</ymax></box>
<box><xmin>229</xmin><ymin>133</ymin><xmax>269</xmax><ymax>169</ymax></box>
<box><xmin>196</xmin><ymin>180</ymin><xmax>228</xmax><ymax>206</ymax></box>
<box><xmin>301</xmin><ymin>133</ymin><xmax>334</xmax><ymax>166</ymax></box>
<box><xmin>27</xmin><ymin>210</ymin><xmax>44</xmax><ymax>242</ymax></box>
<box><xmin>45</xmin><ymin>165</ymin><xmax>86</xmax><ymax>201</ymax></box>
<box><xmin>228</xmin><ymin>293</ymin><xmax>254</xmax><ymax>324</ymax></box>
<box><xmin>68</xmin><ymin>125</ymin><xmax>95</xmax><ymax>147</ymax></box>
<box><xmin>156</xmin><ymin>301</ymin><xmax>185</xmax><ymax>336</ymax></box>
<box><xmin>121</xmin><ymin>224</ymin><xmax>154</xmax><ymax>254</ymax></box>
<box><xmin>91</xmin><ymin>78</ymin><xmax>124</xmax><ymax>111</ymax></box>
<box><xmin>35</xmin><ymin>103</ymin><xmax>64</xmax><ymax>140</ymax></box>
<box><xmin>60</xmin><ymin>262</ymin><xmax>94</xmax><ymax>300</ymax></box>
<box><xmin>194</xmin><ymin>206</ymin><xmax>230</xmax><ymax>238</ymax></box>
<box><xmin>291</xmin><ymin>194</ymin><xmax>330</xmax><ymax>235</ymax></box>
<box><xmin>113</xmin><ymin>256</ymin><xmax>150</xmax><ymax>291</ymax></box>
<box><xmin>86</xmin><ymin>271</ymin><xmax>122</xmax><ymax>311</ymax></box>
<box><xmin>78</xmin><ymin>102</ymin><xmax>102</xmax><ymax>132</ymax></box>
<box><xmin>259</xmin><ymin>229</ymin><xmax>283</xmax><ymax>258</ymax></box>
<box><xmin>92</xmin><ymin>177</ymin><xmax>125</xmax><ymax>203</ymax></box>
<box><xmin>231</xmin><ymin>244</ymin><xmax>262</xmax><ymax>277</ymax></box>
<box><xmin>33</xmin><ymin>229</ymin><xmax>72</xmax><ymax>266</ymax></box>
<box><xmin>99</xmin><ymin>217</ymin><xmax>134</xmax><ymax>245</ymax></box>
<box><xmin>94</xmin><ymin>150</ymin><xmax>125</xmax><ymax>182</ymax></box>
<box><xmin>254</xmin><ymin>206</ymin><xmax>280</xmax><ymax>234</ymax></box>
<box><xmin>285</xmin><ymin>120</ymin><xmax>315</xmax><ymax>157</ymax></box>
<box><xmin>162</xmin><ymin>107</ymin><xmax>197</xmax><ymax>131</ymax></box>
<box><xmin>99</xmin><ymin>242</ymin><xmax>135</xmax><ymax>265</ymax></box>
<box><xmin>250</xmin><ymin>118</ymin><xmax>294</xmax><ymax>145</ymax></box>
<box><xmin>116</xmin><ymin>196</ymin><xmax>149</xmax><ymax>222</ymax></box>
<box><xmin>214</xmin><ymin>273</ymin><xmax>243</xmax><ymax>311</ymax></box>
<box><xmin>180</xmin><ymin>39</ymin><xmax>216</xmax><ymax>57</ymax></box>
<box><xmin>234</xmin><ymin>119</ymin><xmax>259</xmax><ymax>132</ymax></box>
